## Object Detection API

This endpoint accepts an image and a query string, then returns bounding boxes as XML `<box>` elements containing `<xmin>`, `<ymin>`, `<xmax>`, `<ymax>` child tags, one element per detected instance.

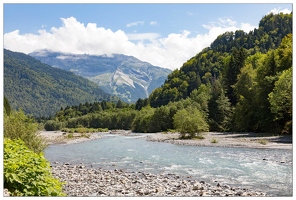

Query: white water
<box><xmin>44</xmin><ymin>134</ymin><xmax>292</xmax><ymax>196</ymax></box>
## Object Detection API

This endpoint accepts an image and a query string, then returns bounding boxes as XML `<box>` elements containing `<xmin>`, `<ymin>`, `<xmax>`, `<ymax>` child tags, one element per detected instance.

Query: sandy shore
<box><xmin>145</xmin><ymin>132</ymin><xmax>292</xmax><ymax>150</ymax></box>
<box><xmin>39</xmin><ymin>130</ymin><xmax>292</xmax><ymax>149</ymax></box>
<box><xmin>38</xmin><ymin>131</ymin><xmax>110</xmax><ymax>145</ymax></box>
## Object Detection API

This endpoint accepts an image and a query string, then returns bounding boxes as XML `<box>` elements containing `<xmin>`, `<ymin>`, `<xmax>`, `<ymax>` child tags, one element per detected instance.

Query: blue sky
<box><xmin>3</xmin><ymin>2</ymin><xmax>293</xmax><ymax>70</ymax></box>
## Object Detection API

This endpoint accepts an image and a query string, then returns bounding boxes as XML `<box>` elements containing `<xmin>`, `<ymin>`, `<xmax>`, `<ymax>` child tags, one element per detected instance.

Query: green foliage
<box><xmin>131</xmin><ymin>107</ymin><xmax>155</xmax><ymax>133</ymax></box>
<box><xmin>4</xmin><ymin>110</ymin><xmax>47</xmax><ymax>154</ymax></box>
<box><xmin>268</xmin><ymin>68</ymin><xmax>292</xmax><ymax>134</ymax></box>
<box><xmin>4</xmin><ymin>96</ymin><xmax>11</xmax><ymax>116</ymax></box>
<box><xmin>223</xmin><ymin>48</ymin><xmax>247</xmax><ymax>105</ymax></box>
<box><xmin>135</xmin><ymin>98</ymin><xmax>149</xmax><ymax>110</ymax></box>
<box><xmin>258</xmin><ymin>139</ymin><xmax>268</xmax><ymax>145</ymax></box>
<box><xmin>149</xmin><ymin>106</ymin><xmax>172</xmax><ymax>132</ymax></box>
<box><xmin>4</xmin><ymin>138</ymin><xmax>65</xmax><ymax>196</ymax></box>
<box><xmin>173</xmin><ymin>107</ymin><xmax>209</xmax><ymax>138</ymax></box>
<box><xmin>233</xmin><ymin>34</ymin><xmax>292</xmax><ymax>133</ymax></box>
<box><xmin>62</xmin><ymin>127</ymin><xmax>108</xmax><ymax>133</ymax></box>
<box><xmin>44</xmin><ymin>120</ymin><xmax>65</xmax><ymax>131</ymax></box>
<box><xmin>210</xmin><ymin>138</ymin><xmax>219</xmax><ymax>143</ymax></box>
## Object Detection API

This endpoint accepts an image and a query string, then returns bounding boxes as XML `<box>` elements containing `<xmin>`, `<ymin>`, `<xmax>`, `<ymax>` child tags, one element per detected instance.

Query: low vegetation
<box><xmin>4</xmin><ymin>109</ymin><xmax>47</xmax><ymax>153</ymax></box>
<box><xmin>61</xmin><ymin>127</ymin><xmax>108</xmax><ymax>134</ymax></box>
<box><xmin>4</xmin><ymin>98</ymin><xmax>65</xmax><ymax>196</ymax></box>
<box><xmin>4</xmin><ymin>138</ymin><xmax>65</xmax><ymax>196</ymax></box>
<box><xmin>211</xmin><ymin>138</ymin><xmax>219</xmax><ymax>143</ymax></box>
<box><xmin>258</xmin><ymin>139</ymin><xmax>268</xmax><ymax>145</ymax></box>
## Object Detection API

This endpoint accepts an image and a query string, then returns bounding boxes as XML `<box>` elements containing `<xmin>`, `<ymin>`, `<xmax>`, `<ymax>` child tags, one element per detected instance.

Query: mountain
<box><xmin>29</xmin><ymin>50</ymin><xmax>172</xmax><ymax>102</ymax></box>
<box><xmin>4</xmin><ymin>49</ymin><xmax>119</xmax><ymax>117</ymax></box>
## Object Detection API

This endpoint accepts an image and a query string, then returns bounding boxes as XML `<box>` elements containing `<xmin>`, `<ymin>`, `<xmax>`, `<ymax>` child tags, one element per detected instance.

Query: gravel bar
<box><xmin>51</xmin><ymin>163</ymin><xmax>267</xmax><ymax>197</ymax></box>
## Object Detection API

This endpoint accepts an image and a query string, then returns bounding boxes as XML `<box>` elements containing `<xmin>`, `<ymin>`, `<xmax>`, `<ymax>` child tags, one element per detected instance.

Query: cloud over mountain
<box><xmin>4</xmin><ymin>16</ymin><xmax>257</xmax><ymax>70</ymax></box>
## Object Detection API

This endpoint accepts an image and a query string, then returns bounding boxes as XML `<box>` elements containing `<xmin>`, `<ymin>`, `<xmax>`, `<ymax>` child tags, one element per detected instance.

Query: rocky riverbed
<box><xmin>51</xmin><ymin>163</ymin><xmax>267</xmax><ymax>197</ymax></box>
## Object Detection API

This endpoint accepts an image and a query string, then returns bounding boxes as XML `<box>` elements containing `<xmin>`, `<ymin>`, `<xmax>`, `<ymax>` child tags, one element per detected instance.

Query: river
<box><xmin>44</xmin><ymin>134</ymin><xmax>293</xmax><ymax>196</ymax></box>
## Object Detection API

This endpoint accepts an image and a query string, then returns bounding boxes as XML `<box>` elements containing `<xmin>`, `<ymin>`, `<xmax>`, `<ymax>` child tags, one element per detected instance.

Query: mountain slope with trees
<box><xmin>147</xmin><ymin>12</ymin><xmax>292</xmax><ymax>134</ymax></box>
<box><xmin>4</xmin><ymin>49</ymin><xmax>119</xmax><ymax>118</ymax></box>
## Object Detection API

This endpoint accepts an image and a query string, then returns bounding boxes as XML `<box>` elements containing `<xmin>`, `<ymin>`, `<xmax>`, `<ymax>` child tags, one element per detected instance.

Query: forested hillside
<box><xmin>42</xmin><ymin>12</ymin><xmax>292</xmax><ymax>135</ymax></box>
<box><xmin>4</xmin><ymin>49</ymin><xmax>119</xmax><ymax>117</ymax></box>
<box><xmin>148</xmin><ymin>12</ymin><xmax>292</xmax><ymax>134</ymax></box>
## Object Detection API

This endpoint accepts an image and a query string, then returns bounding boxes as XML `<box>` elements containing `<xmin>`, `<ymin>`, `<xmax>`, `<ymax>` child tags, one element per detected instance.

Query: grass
<box><xmin>258</xmin><ymin>139</ymin><xmax>268</xmax><ymax>145</ymax></box>
<box><xmin>194</xmin><ymin>134</ymin><xmax>205</xmax><ymax>140</ymax></box>
<box><xmin>210</xmin><ymin>138</ymin><xmax>219</xmax><ymax>143</ymax></box>
<box><xmin>61</xmin><ymin>127</ymin><xmax>108</xmax><ymax>134</ymax></box>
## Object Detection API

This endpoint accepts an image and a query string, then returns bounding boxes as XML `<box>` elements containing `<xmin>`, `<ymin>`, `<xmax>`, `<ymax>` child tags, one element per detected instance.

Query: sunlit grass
<box><xmin>210</xmin><ymin>138</ymin><xmax>218</xmax><ymax>143</ymax></box>
<box><xmin>258</xmin><ymin>139</ymin><xmax>268</xmax><ymax>145</ymax></box>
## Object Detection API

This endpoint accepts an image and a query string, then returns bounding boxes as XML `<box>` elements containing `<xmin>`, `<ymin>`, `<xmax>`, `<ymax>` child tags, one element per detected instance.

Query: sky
<box><xmin>2</xmin><ymin>1</ymin><xmax>293</xmax><ymax>70</ymax></box>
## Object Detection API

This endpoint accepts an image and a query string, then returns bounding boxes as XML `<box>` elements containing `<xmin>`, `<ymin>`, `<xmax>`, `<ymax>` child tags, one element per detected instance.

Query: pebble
<box><xmin>51</xmin><ymin>163</ymin><xmax>267</xmax><ymax>197</ymax></box>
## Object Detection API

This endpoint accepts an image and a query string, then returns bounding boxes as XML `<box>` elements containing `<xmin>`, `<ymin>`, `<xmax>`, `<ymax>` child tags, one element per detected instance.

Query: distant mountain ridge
<box><xmin>29</xmin><ymin>50</ymin><xmax>172</xmax><ymax>102</ymax></box>
<box><xmin>4</xmin><ymin>49</ymin><xmax>118</xmax><ymax>117</ymax></box>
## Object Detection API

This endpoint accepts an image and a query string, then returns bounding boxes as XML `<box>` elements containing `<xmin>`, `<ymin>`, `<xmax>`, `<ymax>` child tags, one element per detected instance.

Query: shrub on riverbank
<box><xmin>61</xmin><ymin>127</ymin><xmax>108</xmax><ymax>133</ymax></box>
<box><xmin>4</xmin><ymin>110</ymin><xmax>47</xmax><ymax>153</ymax></box>
<box><xmin>4</xmin><ymin>138</ymin><xmax>65</xmax><ymax>196</ymax></box>
<box><xmin>44</xmin><ymin>120</ymin><xmax>65</xmax><ymax>131</ymax></box>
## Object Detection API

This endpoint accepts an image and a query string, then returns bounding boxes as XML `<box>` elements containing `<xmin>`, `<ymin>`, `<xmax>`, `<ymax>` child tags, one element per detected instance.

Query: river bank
<box><xmin>39</xmin><ymin>130</ymin><xmax>292</xmax><ymax>149</ymax></box>
<box><xmin>42</xmin><ymin>130</ymin><xmax>292</xmax><ymax>197</ymax></box>
<box><xmin>51</xmin><ymin>163</ymin><xmax>267</xmax><ymax>197</ymax></box>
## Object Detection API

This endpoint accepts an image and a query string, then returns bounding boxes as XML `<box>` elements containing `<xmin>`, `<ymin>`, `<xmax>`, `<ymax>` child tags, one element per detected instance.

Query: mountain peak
<box><xmin>29</xmin><ymin>50</ymin><xmax>171</xmax><ymax>102</ymax></box>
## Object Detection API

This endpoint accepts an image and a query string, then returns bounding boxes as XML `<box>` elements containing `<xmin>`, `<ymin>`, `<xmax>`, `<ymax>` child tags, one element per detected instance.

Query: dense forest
<box><xmin>4</xmin><ymin>49</ymin><xmax>119</xmax><ymax>117</ymax></box>
<box><xmin>40</xmin><ymin>12</ymin><xmax>292</xmax><ymax>136</ymax></box>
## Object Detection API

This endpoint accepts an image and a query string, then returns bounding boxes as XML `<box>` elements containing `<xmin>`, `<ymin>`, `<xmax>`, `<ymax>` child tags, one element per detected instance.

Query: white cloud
<box><xmin>150</xmin><ymin>21</ymin><xmax>158</xmax><ymax>26</ymax></box>
<box><xmin>4</xmin><ymin>16</ymin><xmax>257</xmax><ymax>71</ymax></box>
<box><xmin>126</xmin><ymin>21</ymin><xmax>145</xmax><ymax>27</ymax></box>
<box><xmin>127</xmin><ymin>33</ymin><xmax>160</xmax><ymax>41</ymax></box>
<box><xmin>186</xmin><ymin>11</ymin><xmax>194</xmax><ymax>16</ymax></box>
<box><xmin>269</xmin><ymin>7</ymin><xmax>291</xmax><ymax>14</ymax></box>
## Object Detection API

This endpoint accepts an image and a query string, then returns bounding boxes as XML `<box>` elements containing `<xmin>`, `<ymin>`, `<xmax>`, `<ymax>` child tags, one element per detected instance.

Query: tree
<box><xmin>131</xmin><ymin>107</ymin><xmax>155</xmax><ymax>133</ymax></box>
<box><xmin>190</xmin><ymin>84</ymin><xmax>211</xmax><ymax>116</ymax></box>
<box><xmin>135</xmin><ymin>98</ymin><xmax>148</xmax><ymax>110</ymax></box>
<box><xmin>150</xmin><ymin>106</ymin><xmax>171</xmax><ymax>132</ymax></box>
<box><xmin>116</xmin><ymin>100</ymin><xmax>124</xmax><ymax>108</ymax></box>
<box><xmin>268</xmin><ymin>68</ymin><xmax>292</xmax><ymax>134</ymax></box>
<box><xmin>101</xmin><ymin>100</ymin><xmax>107</xmax><ymax>110</ymax></box>
<box><xmin>173</xmin><ymin>107</ymin><xmax>209</xmax><ymax>138</ymax></box>
<box><xmin>4</xmin><ymin>96</ymin><xmax>11</xmax><ymax>116</ymax></box>
<box><xmin>224</xmin><ymin>48</ymin><xmax>247</xmax><ymax>105</ymax></box>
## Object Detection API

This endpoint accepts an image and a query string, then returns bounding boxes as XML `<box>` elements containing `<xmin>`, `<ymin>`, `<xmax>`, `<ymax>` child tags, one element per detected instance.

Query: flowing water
<box><xmin>44</xmin><ymin>134</ymin><xmax>293</xmax><ymax>196</ymax></box>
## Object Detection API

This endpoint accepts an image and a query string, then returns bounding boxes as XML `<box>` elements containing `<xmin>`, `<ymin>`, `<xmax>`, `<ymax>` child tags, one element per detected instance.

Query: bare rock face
<box><xmin>29</xmin><ymin>50</ymin><xmax>172</xmax><ymax>103</ymax></box>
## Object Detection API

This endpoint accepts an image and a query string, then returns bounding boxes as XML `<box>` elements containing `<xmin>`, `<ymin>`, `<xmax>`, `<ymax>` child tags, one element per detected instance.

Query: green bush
<box><xmin>4</xmin><ymin>138</ymin><xmax>66</xmax><ymax>196</ymax></box>
<box><xmin>210</xmin><ymin>138</ymin><xmax>219</xmax><ymax>143</ymax></box>
<box><xmin>4</xmin><ymin>110</ymin><xmax>47</xmax><ymax>153</ymax></box>
<box><xmin>44</xmin><ymin>120</ymin><xmax>64</xmax><ymax>131</ymax></box>
<box><xmin>173</xmin><ymin>107</ymin><xmax>209</xmax><ymax>139</ymax></box>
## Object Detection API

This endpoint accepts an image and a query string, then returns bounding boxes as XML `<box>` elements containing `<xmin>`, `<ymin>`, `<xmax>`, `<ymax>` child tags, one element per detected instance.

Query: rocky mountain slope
<box><xmin>29</xmin><ymin>50</ymin><xmax>172</xmax><ymax>102</ymax></box>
